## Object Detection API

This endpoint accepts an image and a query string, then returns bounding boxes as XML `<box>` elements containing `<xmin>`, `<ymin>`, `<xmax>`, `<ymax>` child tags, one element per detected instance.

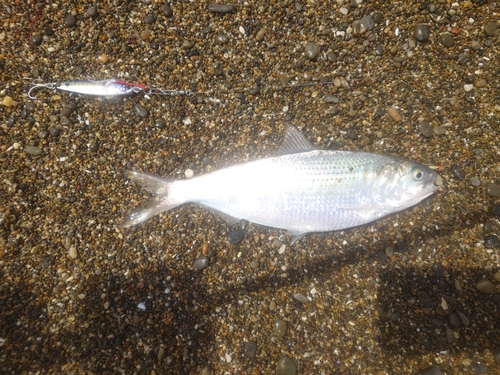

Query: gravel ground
<box><xmin>1</xmin><ymin>1</ymin><xmax>499</xmax><ymax>374</ymax></box>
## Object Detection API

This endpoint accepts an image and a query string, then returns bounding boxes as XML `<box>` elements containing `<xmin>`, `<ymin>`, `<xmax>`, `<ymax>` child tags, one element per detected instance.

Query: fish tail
<box><xmin>120</xmin><ymin>170</ymin><xmax>182</xmax><ymax>228</ymax></box>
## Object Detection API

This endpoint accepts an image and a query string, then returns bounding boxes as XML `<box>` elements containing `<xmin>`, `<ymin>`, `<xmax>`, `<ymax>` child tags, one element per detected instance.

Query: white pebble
<box><xmin>138</xmin><ymin>302</ymin><xmax>146</xmax><ymax>311</ymax></box>
<box><xmin>67</xmin><ymin>246</ymin><xmax>77</xmax><ymax>259</ymax></box>
<box><xmin>464</xmin><ymin>84</ymin><xmax>474</xmax><ymax>92</ymax></box>
<box><xmin>278</xmin><ymin>244</ymin><xmax>286</xmax><ymax>254</ymax></box>
<box><xmin>340</xmin><ymin>7</ymin><xmax>348</xmax><ymax>15</ymax></box>
<box><xmin>185</xmin><ymin>169</ymin><xmax>194</xmax><ymax>178</ymax></box>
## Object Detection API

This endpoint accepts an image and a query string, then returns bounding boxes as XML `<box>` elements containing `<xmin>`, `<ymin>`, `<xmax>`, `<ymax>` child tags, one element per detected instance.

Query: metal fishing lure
<box><xmin>27</xmin><ymin>79</ymin><xmax>193</xmax><ymax>99</ymax></box>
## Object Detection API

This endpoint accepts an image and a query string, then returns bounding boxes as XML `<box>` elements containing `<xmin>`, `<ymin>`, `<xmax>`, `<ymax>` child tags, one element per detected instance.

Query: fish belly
<box><xmin>171</xmin><ymin>151</ymin><xmax>388</xmax><ymax>233</ymax></box>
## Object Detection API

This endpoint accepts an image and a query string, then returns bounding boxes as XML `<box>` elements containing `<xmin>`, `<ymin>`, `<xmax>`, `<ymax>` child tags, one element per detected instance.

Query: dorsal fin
<box><xmin>275</xmin><ymin>125</ymin><xmax>316</xmax><ymax>156</ymax></box>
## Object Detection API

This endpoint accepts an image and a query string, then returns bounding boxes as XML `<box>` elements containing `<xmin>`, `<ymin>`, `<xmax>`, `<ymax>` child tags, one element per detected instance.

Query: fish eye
<box><xmin>412</xmin><ymin>168</ymin><xmax>424</xmax><ymax>181</ymax></box>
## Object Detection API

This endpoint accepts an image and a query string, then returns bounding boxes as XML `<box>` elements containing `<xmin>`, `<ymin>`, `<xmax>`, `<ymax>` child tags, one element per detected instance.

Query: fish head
<box><xmin>373</xmin><ymin>157</ymin><xmax>442</xmax><ymax>211</ymax></box>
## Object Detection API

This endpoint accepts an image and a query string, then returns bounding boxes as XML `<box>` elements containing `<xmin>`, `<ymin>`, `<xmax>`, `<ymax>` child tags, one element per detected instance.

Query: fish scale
<box><xmin>121</xmin><ymin>126</ymin><xmax>441</xmax><ymax>243</ymax></box>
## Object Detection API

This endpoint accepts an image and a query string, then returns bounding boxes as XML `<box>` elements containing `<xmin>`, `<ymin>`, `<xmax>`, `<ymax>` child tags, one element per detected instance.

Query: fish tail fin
<box><xmin>120</xmin><ymin>170</ymin><xmax>182</xmax><ymax>228</ymax></box>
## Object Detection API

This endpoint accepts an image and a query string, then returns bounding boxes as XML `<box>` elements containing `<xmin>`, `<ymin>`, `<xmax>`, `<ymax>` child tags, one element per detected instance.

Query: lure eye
<box><xmin>412</xmin><ymin>168</ymin><xmax>424</xmax><ymax>181</ymax></box>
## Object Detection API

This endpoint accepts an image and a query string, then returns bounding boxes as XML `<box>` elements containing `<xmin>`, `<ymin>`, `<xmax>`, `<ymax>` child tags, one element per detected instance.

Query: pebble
<box><xmin>484</xmin><ymin>21</ymin><xmax>498</xmax><ymax>36</ymax></box>
<box><xmin>359</xmin><ymin>16</ymin><xmax>375</xmax><ymax>32</ymax></box>
<box><xmin>448</xmin><ymin>313</ymin><xmax>461</xmax><ymax>328</ymax></box>
<box><xmin>416</xmin><ymin>365</ymin><xmax>442</xmax><ymax>375</ymax></box>
<box><xmin>433</xmin><ymin>263</ymin><xmax>444</xmax><ymax>278</ymax></box>
<box><xmin>495</xmin><ymin>272</ymin><xmax>500</xmax><ymax>282</ymax></box>
<box><xmin>31</xmin><ymin>34</ymin><xmax>43</xmax><ymax>46</ymax></box>
<box><xmin>38</xmin><ymin>130</ymin><xmax>49</xmax><ymax>139</ymax></box>
<box><xmin>243</xmin><ymin>341</ymin><xmax>257</xmax><ymax>357</ymax></box>
<box><xmin>388</xmin><ymin>107</ymin><xmax>402</xmax><ymax>122</ymax></box>
<box><xmin>144</xmin><ymin>14</ymin><xmax>155</xmax><ymax>24</ymax></box>
<box><xmin>304</xmin><ymin>42</ymin><xmax>321</xmax><ymax>60</ymax></box>
<box><xmin>293</xmin><ymin>293</ymin><xmax>308</xmax><ymax>304</ymax></box>
<box><xmin>323</xmin><ymin>94</ymin><xmax>338</xmax><ymax>103</ymax></box>
<box><xmin>470</xmin><ymin>360</ymin><xmax>487</xmax><ymax>374</ymax></box>
<box><xmin>24</xmin><ymin>145</ymin><xmax>42</xmax><ymax>155</ymax></box>
<box><xmin>88</xmin><ymin>140</ymin><xmax>98</xmax><ymax>152</ymax></box>
<box><xmin>134</xmin><ymin>103</ymin><xmax>149</xmax><ymax>118</ymax></box>
<box><xmin>49</xmin><ymin>127</ymin><xmax>61</xmax><ymax>137</ymax></box>
<box><xmin>418</xmin><ymin>291</ymin><xmax>433</xmax><ymax>307</ymax></box>
<box><xmin>65</xmin><ymin>15</ymin><xmax>77</xmax><ymax>27</ymax></box>
<box><xmin>2</xmin><ymin>96</ymin><xmax>13</xmax><ymax>107</ymax></box>
<box><xmin>273</xmin><ymin>319</ymin><xmax>288</xmax><ymax>338</ymax></box>
<box><xmin>86</xmin><ymin>6</ymin><xmax>97</xmax><ymax>17</ymax></box>
<box><xmin>476</xmin><ymin>279</ymin><xmax>495</xmax><ymax>293</ymax></box>
<box><xmin>255</xmin><ymin>29</ymin><xmax>266</xmax><ymax>42</ymax></box>
<box><xmin>440</xmin><ymin>34</ymin><xmax>454</xmax><ymax>47</ymax></box>
<box><xmin>433</xmin><ymin>126</ymin><xmax>446</xmax><ymax>135</ymax></box>
<box><xmin>216</xmin><ymin>34</ymin><xmax>229</xmax><ymax>44</ymax></box>
<box><xmin>492</xmin><ymin>203</ymin><xmax>500</xmax><ymax>216</ymax></box>
<box><xmin>470</xmin><ymin>177</ymin><xmax>481</xmax><ymax>187</ymax></box>
<box><xmin>227</xmin><ymin>229</ymin><xmax>244</xmax><ymax>244</ymax></box>
<box><xmin>474</xmin><ymin>79</ymin><xmax>487</xmax><ymax>88</ymax></box>
<box><xmin>193</xmin><ymin>256</ymin><xmax>209</xmax><ymax>270</ymax></box>
<box><xmin>201</xmin><ymin>365</ymin><xmax>213</xmax><ymax>375</ymax></box>
<box><xmin>414</xmin><ymin>24</ymin><xmax>430</xmax><ymax>42</ymax></box>
<box><xmin>457</xmin><ymin>311</ymin><xmax>469</xmax><ymax>327</ymax></box>
<box><xmin>207</xmin><ymin>4</ymin><xmax>235</xmax><ymax>13</ymax></box>
<box><xmin>276</xmin><ymin>356</ymin><xmax>297</xmax><ymax>375</ymax></box>
<box><xmin>418</xmin><ymin>121</ymin><xmax>433</xmax><ymax>138</ymax></box>
<box><xmin>98</xmin><ymin>54</ymin><xmax>108</xmax><ymax>63</ymax></box>
<box><xmin>155</xmin><ymin>120</ymin><xmax>166</xmax><ymax>129</ymax></box>
<box><xmin>484</xmin><ymin>235</ymin><xmax>499</xmax><ymax>249</ymax></box>
<box><xmin>163</xmin><ymin>4</ymin><xmax>173</xmax><ymax>17</ymax></box>
<box><xmin>486</xmin><ymin>183</ymin><xmax>500</xmax><ymax>197</ymax></box>
<box><xmin>450</xmin><ymin>164</ymin><xmax>465</xmax><ymax>180</ymax></box>
<box><xmin>184</xmin><ymin>169</ymin><xmax>194</xmax><ymax>179</ymax></box>
<box><xmin>67</xmin><ymin>246</ymin><xmax>77</xmax><ymax>259</ymax></box>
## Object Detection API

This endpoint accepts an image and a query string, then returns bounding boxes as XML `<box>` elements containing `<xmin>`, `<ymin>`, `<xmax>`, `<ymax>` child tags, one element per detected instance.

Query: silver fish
<box><xmin>121</xmin><ymin>126</ymin><xmax>442</xmax><ymax>242</ymax></box>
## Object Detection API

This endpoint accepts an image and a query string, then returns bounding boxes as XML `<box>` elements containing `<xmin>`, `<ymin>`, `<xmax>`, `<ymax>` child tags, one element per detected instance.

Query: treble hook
<box><xmin>27</xmin><ymin>82</ymin><xmax>57</xmax><ymax>99</ymax></box>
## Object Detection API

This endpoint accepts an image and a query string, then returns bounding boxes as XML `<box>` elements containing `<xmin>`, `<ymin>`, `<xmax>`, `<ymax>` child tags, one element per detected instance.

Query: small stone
<box><xmin>227</xmin><ymin>229</ymin><xmax>244</xmax><ymax>244</ymax></box>
<box><xmin>49</xmin><ymin>127</ymin><xmax>61</xmax><ymax>137</ymax></box>
<box><xmin>249</xmin><ymin>260</ymin><xmax>259</xmax><ymax>269</ymax></box>
<box><xmin>277</xmin><ymin>356</ymin><xmax>297</xmax><ymax>375</ymax></box>
<box><xmin>144</xmin><ymin>14</ymin><xmax>155</xmax><ymax>24</ymax></box>
<box><xmin>88</xmin><ymin>140</ymin><xmax>98</xmax><ymax>152</ymax></box>
<box><xmin>418</xmin><ymin>291</ymin><xmax>434</xmax><ymax>307</ymax></box>
<box><xmin>65</xmin><ymin>15</ymin><xmax>77</xmax><ymax>27</ymax></box>
<box><xmin>68</xmin><ymin>246</ymin><xmax>77</xmax><ymax>259</ymax></box>
<box><xmin>216</xmin><ymin>34</ymin><xmax>228</xmax><ymax>44</ymax></box>
<box><xmin>419</xmin><ymin>121</ymin><xmax>433</xmax><ymax>137</ymax></box>
<box><xmin>494</xmin><ymin>272</ymin><xmax>500</xmax><ymax>283</ymax></box>
<box><xmin>492</xmin><ymin>203</ymin><xmax>500</xmax><ymax>216</ymax></box>
<box><xmin>388</xmin><ymin>107</ymin><xmax>402</xmax><ymax>122</ymax></box>
<box><xmin>486</xmin><ymin>183</ymin><xmax>500</xmax><ymax>197</ymax></box>
<box><xmin>201</xmin><ymin>365</ymin><xmax>213</xmax><ymax>375</ymax></box>
<box><xmin>476</xmin><ymin>279</ymin><xmax>495</xmax><ymax>293</ymax></box>
<box><xmin>450</xmin><ymin>164</ymin><xmax>465</xmax><ymax>180</ymax></box>
<box><xmin>163</xmin><ymin>4</ymin><xmax>173</xmax><ymax>17</ymax></box>
<box><xmin>274</xmin><ymin>319</ymin><xmax>288</xmax><ymax>338</ymax></box>
<box><xmin>243</xmin><ymin>341</ymin><xmax>257</xmax><ymax>358</ymax></box>
<box><xmin>474</xmin><ymin>79</ymin><xmax>487</xmax><ymax>88</ymax></box>
<box><xmin>31</xmin><ymin>34</ymin><xmax>43</xmax><ymax>46</ymax></box>
<box><xmin>416</xmin><ymin>365</ymin><xmax>443</xmax><ymax>375</ymax></box>
<box><xmin>457</xmin><ymin>311</ymin><xmax>469</xmax><ymax>327</ymax></box>
<box><xmin>440</xmin><ymin>33</ymin><xmax>454</xmax><ymax>47</ymax></box>
<box><xmin>433</xmin><ymin>263</ymin><xmax>444</xmax><ymax>278</ymax></box>
<box><xmin>484</xmin><ymin>235</ymin><xmax>499</xmax><ymax>249</ymax></box>
<box><xmin>293</xmin><ymin>293</ymin><xmax>308</xmax><ymax>304</ymax></box>
<box><xmin>448</xmin><ymin>313</ymin><xmax>461</xmax><ymax>328</ymax></box>
<box><xmin>323</xmin><ymin>94</ymin><xmax>338</xmax><ymax>103</ymax></box>
<box><xmin>86</xmin><ymin>6</ymin><xmax>98</xmax><ymax>17</ymax></box>
<box><xmin>255</xmin><ymin>29</ymin><xmax>266</xmax><ymax>42</ymax></box>
<box><xmin>194</xmin><ymin>256</ymin><xmax>209</xmax><ymax>270</ymax></box>
<box><xmin>304</xmin><ymin>42</ymin><xmax>321</xmax><ymax>60</ymax></box>
<box><xmin>414</xmin><ymin>24</ymin><xmax>430</xmax><ymax>42</ymax></box>
<box><xmin>24</xmin><ymin>145</ymin><xmax>42</xmax><ymax>155</ymax></box>
<box><xmin>207</xmin><ymin>4</ymin><xmax>235</xmax><ymax>13</ymax></box>
<box><xmin>470</xmin><ymin>177</ymin><xmax>481</xmax><ymax>187</ymax></box>
<box><xmin>464</xmin><ymin>84</ymin><xmax>474</xmax><ymax>92</ymax></box>
<box><xmin>140</xmin><ymin>31</ymin><xmax>151</xmax><ymax>41</ymax></box>
<box><xmin>2</xmin><ymin>96</ymin><xmax>13</xmax><ymax>107</ymax></box>
<box><xmin>446</xmin><ymin>328</ymin><xmax>455</xmax><ymax>343</ymax></box>
<box><xmin>470</xmin><ymin>360</ymin><xmax>487</xmax><ymax>374</ymax></box>
<box><xmin>98</xmin><ymin>54</ymin><xmax>108</xmax><ymax>63</ymax></box>
<box><xmin>433</xmin><ymin>126</ymin><xmax>446</xmax><ymax>135</ymax></box>
<box><xmin>155</xmin><ymin>120</ymin><xmax>166</xmax><ymax>129</ymax></box>
<box><xmin>38</xmin><ymin>130</ymin><xmax>49</xmax><ymax>139</ymax></box>
<box><xmin>134</xmin><ymin>103</ymin><xmax>149</xmax><ymax>118</ymax></box>
<box><xmin>184</xmin><ymin>169</ymin><xmax>194</xmax><ymax>179</ymax></box>
<box><xmin>359</xmin><ymin>16</ymin><xmax>375</xmax><ymax>31</ymax></box>
<box><xmin>484</xmin><ymin>22</ymin><xmax>498</xmax><ymax>37</ymax></box>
